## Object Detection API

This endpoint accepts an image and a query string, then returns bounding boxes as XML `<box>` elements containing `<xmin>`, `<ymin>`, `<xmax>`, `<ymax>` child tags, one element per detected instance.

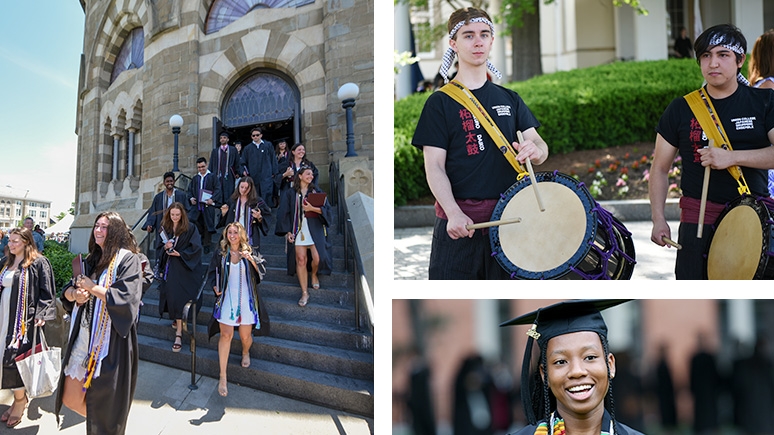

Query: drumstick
<box><xmin>697</xmin><ymin>140</ymin><xmax>713</xmax><ymax>238</ymax></box>
<box><xmin>466</xmin><ymin>217</ymin><xmax>522</xmax><ymax>230</ymax></box>
<box><xmin>661</xmin><ymin>236</ymin><xmax>682</xmax><ymax>250</ymax></box>
<box><xmin>517</xmin><ymin>131</ymin><xmax>545</xmax><ymax>212</ymax></box>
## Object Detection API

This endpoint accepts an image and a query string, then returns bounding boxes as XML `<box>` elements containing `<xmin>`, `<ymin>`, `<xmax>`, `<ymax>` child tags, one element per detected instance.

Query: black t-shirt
<box><xmin>412</xmin><ymin>80</ymin><xmax>541</xmax><ymax>200</ymax></box>
<box><xmin>656</xmin><ymin>85</ymin><xmax>774</xmax><ymax>203</ymax></box>
<box><xmin>674</xmin><ymin>36</ymin><xmax>692</xmax><ymax>58</ymax></box>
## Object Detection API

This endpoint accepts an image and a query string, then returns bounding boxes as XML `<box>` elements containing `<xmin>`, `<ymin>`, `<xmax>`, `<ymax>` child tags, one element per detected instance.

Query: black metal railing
<box><xmin>181</xmin><ymin>276</ymin><xmax>207</xmax><ymax>390</ymax></box>
<box><xmin>329</xmin><ymin>161</ymin><xmax>373</xmax><ymax>333</ymax></box>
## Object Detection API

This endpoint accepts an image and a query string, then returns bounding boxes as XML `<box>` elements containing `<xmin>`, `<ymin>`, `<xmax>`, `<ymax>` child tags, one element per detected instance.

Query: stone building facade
<box><xmin>71</xmin><ymin>0</ymin><xmax>374</xmax><ymax>252</ymax></box>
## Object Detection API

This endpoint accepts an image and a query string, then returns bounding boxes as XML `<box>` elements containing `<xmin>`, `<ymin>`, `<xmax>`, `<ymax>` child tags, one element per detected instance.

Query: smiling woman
<box><xmin>501</xmin><ymin>300</ymin><xmax>644</xmax><ymax>435</ymax></box>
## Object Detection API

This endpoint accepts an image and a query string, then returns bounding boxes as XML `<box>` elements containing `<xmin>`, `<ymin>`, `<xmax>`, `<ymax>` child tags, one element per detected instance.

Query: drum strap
<box><xmin>439</xmin><ymin>81</ymin><xmax>528</xmax><ymax>178</ymax></box>
<box><xmin>684</xmin><ymin>87</ymin><xmax>751</xmax><ymax>195</ymax></box>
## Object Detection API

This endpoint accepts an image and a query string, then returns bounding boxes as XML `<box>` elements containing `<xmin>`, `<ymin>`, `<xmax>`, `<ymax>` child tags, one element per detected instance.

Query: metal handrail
<box><xmin>181</xmin><ymin>273</ymin><xmax>207</xmax><ymax>390</ymax></box>
<box><xmin>329</xmin><ymin>161</ymin><xmax>373</xmax><ymax>333</ymax></box>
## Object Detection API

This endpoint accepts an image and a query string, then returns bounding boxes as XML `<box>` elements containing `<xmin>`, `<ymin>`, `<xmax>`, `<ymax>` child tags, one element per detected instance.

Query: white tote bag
<box><xmin>14</xmin><ymin>327</ymin><xmax>61</xmax><ymax>398</ymax></box>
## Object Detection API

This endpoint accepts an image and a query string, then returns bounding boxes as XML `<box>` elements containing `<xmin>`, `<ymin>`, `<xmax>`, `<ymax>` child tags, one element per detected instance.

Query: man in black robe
<box><xmin>209</xmin><ymin>131</ymin><xmax>240</xmax><ymax>203</ymax></box>
<box><xmin>188</xmin><ymin>157</ymin><xmax>222</xmax><ymax>253</ymax></box>
<box><xmin>240</xmin><ymin>127</ymin><xmax>277</xmax><ymax>201</ymax></box>
<box><xmin>143</xmin><ymin>171</ymin><xmax>187</xmax><ymax>234</ymax></box>
<box><xmin>690</xmin><ymin>332</ymin><xmax>720</xmax><ymax>435</ymax></box>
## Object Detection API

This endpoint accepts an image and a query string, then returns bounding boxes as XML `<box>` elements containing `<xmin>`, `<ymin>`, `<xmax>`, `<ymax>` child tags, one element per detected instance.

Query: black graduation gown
<box><xmin>240</xmin><ymin>140</ymin><xmax>277</xmax><ymax>200</ymax></box>
<box><xmin>156</xmin><ymin>225</ymin><xmax>203</xmax><ymax>319</ymax></box>
<box><xmin>217</xmin><ymin>197</ymin><xmax>271</xmax><ymax>251</ymax></box>
<box><xmin>142</xmin><ymin>189</ymin><xmax>188</xmax><ymax>232</ymax></box>
<box><xmin>274</xmin><ymin>159</ymin><xmax>320</xmax><ymax>199</ymax></box>
<box><xmin>0</xmin><ymin>256</ymin><xmax>56</xmax><ymax>388</ymax></box>
<box><xmin>187</xmin><ymin>172</ymin><xmax>222</xmax><ymax>233</ymax></box>
<box><xmin>511</xmin><ymin>410</ymin><xmax>644</xmax><ymax>435</ymax></box>
<box><xmin>205</xmin><ymin>251</ymin><xmax>270</xmax><ymax>339</ymax></box>
<box><xmin>209</xmin><ymin>145</ymin><xmax>240</xmax><ymax>203</ymax></box>
<box><xmin>274</xmin><ymin>186</ymin><xmax>333</xmax><ymax>276</ymax></box>
<box><xmin>55</xmin><ymin>250</ymin><xmax>143</xmax><ymax>435</ymax></box>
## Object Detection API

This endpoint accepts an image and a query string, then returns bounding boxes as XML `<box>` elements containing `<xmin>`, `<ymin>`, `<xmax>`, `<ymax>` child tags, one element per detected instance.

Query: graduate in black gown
<box><xmin>156</xmin><ymin>202</ymin><xmax>203</xmax><ymax>352</ymax></box>
<box><xmin>56</xmin><ymin>211</ymin><xmax>143</xmax><ymax>435</ymax></box>
<box><xmin>275</xmin><ymin>166</ymin><xmax>332</xmax><ymax>307</ymax></box>
<box><xmin>218</xmin><ymin>176</ymin><xmax>270</xmax><ymax>252</ymax></box>
<box><xmin>502</xmin><ymin>300</ymin><xmax>644</xmax><ymax>435</ymax></box>
<box><xmin>0</xmin><ymin>228</ymin><xmax>56</xmax><ymax>428</ymax></box>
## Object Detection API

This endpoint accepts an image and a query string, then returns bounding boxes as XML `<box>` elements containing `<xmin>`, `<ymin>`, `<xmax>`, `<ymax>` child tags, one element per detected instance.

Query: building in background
<box><xmin>393</xmin><ymin>299</ymin><xmax>772</xmax><ymax>434</ymax></box>
<box><xmin>395</xmin><ymin>0</ymin><xmax>774</xmax><ymax>99</ymax></box>
<box><xmin>70</xmin><ymin>0</ymin><xmax>374</xmax><ymax>253</ymax></box>
<box><xmin>0</xmin><ymin>186</ymin><xmax>51</xmax><ymax>230</ymax></box>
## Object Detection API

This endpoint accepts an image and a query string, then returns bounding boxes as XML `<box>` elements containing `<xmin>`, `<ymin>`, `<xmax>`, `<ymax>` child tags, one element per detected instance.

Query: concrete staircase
<box><xmin>135</xmin><ymin>214</ymin><xmax>374</xmax><ymax>417</ymax></box>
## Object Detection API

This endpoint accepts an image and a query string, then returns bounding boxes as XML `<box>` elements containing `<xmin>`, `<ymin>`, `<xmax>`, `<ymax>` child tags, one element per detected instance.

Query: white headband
<box><xmin>439</xmin><ymin>17</ymin><xmax>503</xmax><ymax>83</ymax></box>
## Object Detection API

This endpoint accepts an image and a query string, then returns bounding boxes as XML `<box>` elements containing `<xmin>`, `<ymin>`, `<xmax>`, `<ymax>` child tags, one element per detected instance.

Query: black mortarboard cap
<box><xmin>219</xmin><ymin>131</ymin><xmax>230</xmax><ymax>138</ymax></box>
<box><xmin>501</xmin><ymin>299</ymin><xmax>630</xmax><ymax>424</ymax></box>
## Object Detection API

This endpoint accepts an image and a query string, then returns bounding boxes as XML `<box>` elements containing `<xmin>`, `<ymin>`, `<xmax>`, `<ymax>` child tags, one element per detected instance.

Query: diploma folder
<box><xmin>306</xmin><ymin>192</ymin><xmax>326</xmax><ymax>207</ymax></box>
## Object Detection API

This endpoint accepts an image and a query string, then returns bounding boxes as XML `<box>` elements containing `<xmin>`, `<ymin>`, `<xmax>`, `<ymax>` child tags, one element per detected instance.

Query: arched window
<box><xmin>110</xmin><ymin>28</ymin><xmax>144</xmax><ymax>83</ymax></box>
<box><xmin>223</xmin><ymin>72</ymin><xmax>298</xmax><ymax>126</ymax></box>
<box><xmin>205</xmin><ymin>0</ymin><xmax>314</xmax><ymax>34</ymax></box>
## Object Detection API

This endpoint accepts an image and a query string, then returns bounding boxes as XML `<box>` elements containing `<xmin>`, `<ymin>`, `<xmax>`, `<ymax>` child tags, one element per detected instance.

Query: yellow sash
<box><xmin>439</xmin><ymin>81</ymin><xmax>527</xmax><ymax>178</ymax></box>
<box><xmin>683</xmin><ymin>87</ymin><xmax>751</xmax><ymax>195</ymax></box>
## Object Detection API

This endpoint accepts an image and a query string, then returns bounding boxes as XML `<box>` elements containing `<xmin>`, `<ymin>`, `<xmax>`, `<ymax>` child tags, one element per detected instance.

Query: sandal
<box><xmin>298</xmin><ymin>292</ymin><xmax>309</xmax><ymax>307</ymax></box>
<box><xmin>1</xmin><ymin>407</ymin><xmax>10</xmax><ymax>422</ymax></box>
<box><xmin>311</xmin><ymin>275</ymin><xmax>320</xmax><ymax>290</ymax></box>
<box><xmin>6</xmin><ymin>396</ymin><xmax>27</xmax><ymax>428</ymax></box>
<box><xmin>218</xmin><ymin>376</ymin><xmax>228</xmax><ymax>397</ymax></box>
<box><xmin>241</xmin><ymin>354</ymin><xmax>251</xmax><ymax>368</ymax></box>
<box><xmin>172</xmin><ymin>334</ymin><xmax>182</xmax><ymax>352</ymax></box>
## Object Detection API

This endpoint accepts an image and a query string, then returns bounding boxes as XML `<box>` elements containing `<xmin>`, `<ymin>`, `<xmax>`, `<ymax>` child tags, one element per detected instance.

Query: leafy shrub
<box><xmin>43</xmin><ymin>240</ymin><xmax>77</xmax><ymax>295</ymax></box>
<box><xmin>394</xmin><ymin>58</ymin><xmax>706</xmax><ymax>205</ymax></box>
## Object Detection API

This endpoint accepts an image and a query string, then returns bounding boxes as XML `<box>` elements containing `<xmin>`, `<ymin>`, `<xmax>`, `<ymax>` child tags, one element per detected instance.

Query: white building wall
<box><xmin>732</xmin><ymin>0</ymin><xmax>764</xmax><ymax>48</ymax></box>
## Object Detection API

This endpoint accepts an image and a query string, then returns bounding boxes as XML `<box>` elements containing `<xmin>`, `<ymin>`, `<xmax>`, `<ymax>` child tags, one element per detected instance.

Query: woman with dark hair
<box><xmin>206</xmin><ymin>222</ymin><xmax>269</xmax><ymax>397</ymax></box>
<box><xmin>748</xmin><ymin>29</ymin><xmax>774</xmax><ymax>197</ymax></box>
<box><xmin>502</xmin><ymin>300</ymin><xmax>643</xmax><ymax>435</ymax></box>
<box><xmin>0</xmin><ymin>227</ymin><xmax>56</xmax><ymax>427</ymax></box>
<box><xmin>55</xmin><ymin>211</ymin><xmax>143</xmax><ymax>434</ymax></box>
<box><xmin>275</xmin><ymin>143</ymin><xmax>319</xmax><ymax>198</ymax></box>
<box><xmin>275</xmin><ymin>166</ymin><xmax>332</xmax><ymax>307</ymax></box>
<box><xmin>156</xmin><ymin>202</ymin><xmax>203</xmax><ymax>352</ymax></box>
<box><xmin>219</xmin><ymin>176</ymin><xmax>271</xmax><ymax>252</ymax></box>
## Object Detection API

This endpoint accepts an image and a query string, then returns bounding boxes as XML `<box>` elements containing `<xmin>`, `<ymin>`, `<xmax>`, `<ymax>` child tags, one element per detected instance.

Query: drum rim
<box><xmin>490</xmin><ymin>171</ymin><xmax>597</xmax><ymax>279</ymax></box>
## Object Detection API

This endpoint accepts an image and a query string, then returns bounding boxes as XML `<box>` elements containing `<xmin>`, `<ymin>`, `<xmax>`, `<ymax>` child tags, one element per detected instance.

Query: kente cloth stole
<box><xmin>532</xmin><ymin>413</ymin><xmax>614</xmax><ymax>435</ymax></box>
<box><xmin>683</xmin><ymin>87</ymin><xmax>751</xmax><ymax>195</ymax></box>
<box><xmin>439</xmin><ymin>81</ymin><xmax>528</xmax><ymax>178</ymax></box>
<box><xmin>82</xmin><ymin>248</ymin><xmax>129</xmax><ymax>389</ymax></box>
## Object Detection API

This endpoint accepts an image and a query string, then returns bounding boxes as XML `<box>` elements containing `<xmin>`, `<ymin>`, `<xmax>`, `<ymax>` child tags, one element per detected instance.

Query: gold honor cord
<box><xmin>439</xmin><ymin>81</ymin><xmax>528</xmax><ymax>178</ymax></box>
<box><xmin>684</xmin><ymin>88</ymin><xmax>751</xmax><ymax>195</ymax></box>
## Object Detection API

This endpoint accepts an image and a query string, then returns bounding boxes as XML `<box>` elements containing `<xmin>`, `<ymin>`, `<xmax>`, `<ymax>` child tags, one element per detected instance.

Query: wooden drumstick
<box><xmin>661</xmin><ymin>236</ymin><xmax>682</xmax><ymax>250</ymax></box>
<box><xmin>517</xmin><ymin>131</ymin><xmax>545</xmax><ymax>212</ymax></box>
<box><xmin>697</xmin><ymin>140</ymin><xmax>713</xmax><ymax>238</ymax></box>
<box><xmin>466</xmin><ymin>217</ymin><xmax>522</xmax><ymax>230</ymax></box>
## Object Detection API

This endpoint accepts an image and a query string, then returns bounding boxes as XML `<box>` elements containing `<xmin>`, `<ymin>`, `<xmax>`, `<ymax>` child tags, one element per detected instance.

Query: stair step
<box><xmin>137</xmin><ymin>334</ymin><xmax>373</xmax><ymax>417</ymax></box>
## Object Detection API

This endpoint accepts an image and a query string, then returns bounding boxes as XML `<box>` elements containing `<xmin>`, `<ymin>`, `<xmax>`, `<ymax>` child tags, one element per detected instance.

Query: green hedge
<box><xmin>394</xmin><ymin>58</ymin><xmax>707</xmax><ymax>205</ymax></box>
<box><xmin>43</xmin><ymin>240</ymin><xmax>77</xmax><ymax>295</ymax></box>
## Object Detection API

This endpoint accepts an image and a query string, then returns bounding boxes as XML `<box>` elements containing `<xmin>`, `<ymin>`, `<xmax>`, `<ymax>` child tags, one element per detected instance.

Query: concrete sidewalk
<box><xmin>394</xmin><ymin>220</ymin><xmax>680</xmax><ymax>280</ymax></box>
<box><xmin>0</xmin><ymin>359</ymin><xmax>373</xmax><ymax>434</ymax></box>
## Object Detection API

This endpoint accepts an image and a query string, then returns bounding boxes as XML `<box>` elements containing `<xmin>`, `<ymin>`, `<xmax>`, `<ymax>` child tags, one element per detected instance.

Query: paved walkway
<box><xmin>0</xmin><ymin>360</ymin><xmax>373</xmax><ymax>434</ymax></box>
<box><xmin>394</xmin><ymin>220</ymin><xmax>680</xmax><ymax>280</ymax></box>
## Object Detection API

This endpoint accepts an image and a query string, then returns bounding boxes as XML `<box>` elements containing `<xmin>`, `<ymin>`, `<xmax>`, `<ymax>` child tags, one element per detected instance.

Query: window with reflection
<box><xmin>110</xmin><ymin>27</ymin><xmax>144</xmax><ymax>83</ymax></box>
<box><xmin>205</xmin><ymin>0</ymin><xmax>314</xmax><ymax>34</ymax></box>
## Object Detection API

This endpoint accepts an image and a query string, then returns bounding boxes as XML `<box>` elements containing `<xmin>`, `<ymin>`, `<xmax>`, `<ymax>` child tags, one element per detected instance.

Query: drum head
<box><xmin>707</xmin><ymin>204</ymin><xmax>762</xmax><ymax>280</ymax></box>
<box><xmin>491</xmin><ymin>172</ymin><xmax>595</xmax><ymax>279</ymax></box>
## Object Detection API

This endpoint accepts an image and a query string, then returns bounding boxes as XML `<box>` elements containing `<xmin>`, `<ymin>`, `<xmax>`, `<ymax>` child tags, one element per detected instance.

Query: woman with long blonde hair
<box><xmin>0</xmin><ymin>227</ymin><xmax>56</xmax><ymax>427</ymax></box>
<box><xmin>206</xmin><ymin>222</ymin><xmax>269</xmax><ymax>397</ymax></box>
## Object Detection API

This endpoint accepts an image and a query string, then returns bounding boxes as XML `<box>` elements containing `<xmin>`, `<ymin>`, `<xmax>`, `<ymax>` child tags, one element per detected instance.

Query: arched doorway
<box><xmin>215</xmin><ymin>70</ymin><xmax>301</xmax><ymax>151</ymax></box>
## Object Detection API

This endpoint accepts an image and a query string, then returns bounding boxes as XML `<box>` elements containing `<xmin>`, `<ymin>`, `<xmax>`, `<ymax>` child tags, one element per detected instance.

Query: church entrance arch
<box><xmin>216</xmin><ymin>70</ymin><xmax>301</xmax><ymax>152</ymax></box>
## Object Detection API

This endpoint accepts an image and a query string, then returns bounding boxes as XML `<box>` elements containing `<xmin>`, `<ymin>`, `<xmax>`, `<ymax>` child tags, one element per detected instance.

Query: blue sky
<box><xmin>0</xmin><ymin>2</ymin><xmax>84</xmax><ymax>217</ymax></box>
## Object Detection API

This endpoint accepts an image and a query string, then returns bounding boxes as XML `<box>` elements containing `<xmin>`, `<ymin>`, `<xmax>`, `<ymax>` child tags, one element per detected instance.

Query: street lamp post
<box><xmin>169</xmin><ymin>114</ymin><xmax>184</xmax><ymax>172</ymax></box>
<box><xmin>337</xmin><ymin>83</ymin><xmax>360</xmax><ymax>157</ymax></box>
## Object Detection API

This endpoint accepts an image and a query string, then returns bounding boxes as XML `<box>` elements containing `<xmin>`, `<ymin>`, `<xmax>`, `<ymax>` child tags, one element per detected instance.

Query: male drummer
<box><xmin>650</xmin><ymin>24</ymin><xmax>774</xmax><ymax>279</ymax></box>
<box><xmin>412</xmin><ymin>7</ymin><xmax>549</xmax><ymax>279</ymax></box>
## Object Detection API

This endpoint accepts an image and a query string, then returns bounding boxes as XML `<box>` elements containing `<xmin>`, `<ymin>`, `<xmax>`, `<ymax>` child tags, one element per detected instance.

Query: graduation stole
<box><xmin>533</xmin><ymin>412</ymin><xmax>614</xmax><ymax>435</ymax></box>
<box><xmin>439</xmin><ymin>80</ymin><xmax>528</xmax><ymax>179</ymax></box>
<box><xmin>234</xmin><ymin>198</ymin><xmax>253</xmax><ymax>242</ymax></box>
<box><xmin>684</xmin><ymin>87</ymin><xmax>751</xmax><ymax>195</ymax></box>
<box><xmin>83</xmin><ymin>249</ymin><xmax>128</xmax><ymax>389</ymax></box>
<box><xmin>3</xmin><ymin>264</ymin><xmax>30</xmax><ymax>351</ymax></box>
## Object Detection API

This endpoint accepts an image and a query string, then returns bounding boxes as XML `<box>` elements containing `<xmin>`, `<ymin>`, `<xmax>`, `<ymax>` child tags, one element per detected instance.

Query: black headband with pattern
<box><xmin>439</xmin><ymin>17</ymin><xmax>503</xmax><ymax>83</ymax></box>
